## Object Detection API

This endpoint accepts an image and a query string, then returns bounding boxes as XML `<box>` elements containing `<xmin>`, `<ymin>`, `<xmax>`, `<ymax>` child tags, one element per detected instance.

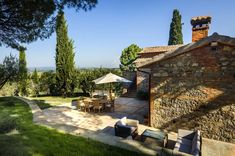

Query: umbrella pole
<box><xmin>109</xmin><ymin>83</ymin><xmax>112</xmax><ymax>101</ymax></box>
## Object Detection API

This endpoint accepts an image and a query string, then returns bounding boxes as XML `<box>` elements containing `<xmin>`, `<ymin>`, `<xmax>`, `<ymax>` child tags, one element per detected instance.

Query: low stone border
<box><xmin>14</xmin><ymin>97</ymin><xmax>46</xmax><ymax>123</ymax></box>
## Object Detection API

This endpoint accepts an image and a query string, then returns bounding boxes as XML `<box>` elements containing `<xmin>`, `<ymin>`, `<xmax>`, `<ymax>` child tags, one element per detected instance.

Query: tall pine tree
<box><xmin>18</xmin><ymin>47</ymin><xmax>28</xmax><ymax>96</ymax></box>
<box><xmin>168</xmin><ymin>9</ymin><xmax>183</xmax><ymax>45</ymax></box>
<box><xmin>55</xmin><ymin>10</ymin><xmax>75</xmax><ymax>96</ymax></box>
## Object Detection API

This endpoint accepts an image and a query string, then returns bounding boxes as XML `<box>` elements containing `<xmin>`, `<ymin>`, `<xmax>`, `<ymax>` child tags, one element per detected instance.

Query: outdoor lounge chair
<box><xmin>114</xmin><ymin>117</ymin><xmax>139</xmax><ymax>139</ymax></box>
<box><xmin>174</xmin><ymin>129</ymin><xmax>201</xmax><ymax>156</ymax></box>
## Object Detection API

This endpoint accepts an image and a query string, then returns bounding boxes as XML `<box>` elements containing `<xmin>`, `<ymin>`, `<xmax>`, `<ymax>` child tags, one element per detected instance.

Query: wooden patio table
<box><xmin>83</xmin><ymin>98</ymin><xmax>98</xmax><ymax>103</ymax></box>
<box><xmin>83</xmin><ymin>98</ymin><xmax>108</xmax><ymax>112</ymax></box>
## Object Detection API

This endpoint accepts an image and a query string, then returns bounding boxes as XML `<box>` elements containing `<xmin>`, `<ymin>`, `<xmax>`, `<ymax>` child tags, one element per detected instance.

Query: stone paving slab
<box><xmin>202</xmin><ymin>138</ymin><xmax>235</xmax><ymax>156</ymax></box>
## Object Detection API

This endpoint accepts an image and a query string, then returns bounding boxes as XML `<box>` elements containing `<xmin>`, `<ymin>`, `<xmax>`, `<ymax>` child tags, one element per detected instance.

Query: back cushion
<box><xmin>116</xmin><ymin>121</ymin><xmax>123</xmax><ymax>126</ymax></box>
<box><xmin>191</xmin><ymin>130</ymin><xmax>201</xmax><ymax>155</ymax></box>
<box><xmin>120</xmin><ymin>117</ymin><xmax>127</xmax><ymax>126</ymax></box>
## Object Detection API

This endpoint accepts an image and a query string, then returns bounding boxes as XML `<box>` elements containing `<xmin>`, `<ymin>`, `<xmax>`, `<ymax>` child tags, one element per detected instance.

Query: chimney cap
<box><xmin>191</xmin><ymin>16</ymin><xmax>211</xmax><ymax>26</ymax></box>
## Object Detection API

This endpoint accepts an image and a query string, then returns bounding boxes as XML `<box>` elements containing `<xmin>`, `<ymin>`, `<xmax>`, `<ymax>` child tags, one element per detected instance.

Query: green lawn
<box><xmin>0</xmin><ymin>97</ymin><xmax>144</xmax><ymax>156</ymax></box>
<box><xmin>27</xmin><ymin>96</ymin><xmax>79</xmax><ymax>109</ymax></box>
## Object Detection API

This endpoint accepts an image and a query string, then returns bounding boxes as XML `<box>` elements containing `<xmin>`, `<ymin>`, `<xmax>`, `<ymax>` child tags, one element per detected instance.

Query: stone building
<box><xmin>135</xmin><ymin>45</ymin><xmax>183</xmax><ymax>92</ymax></box>
<box><xmin>136</xmin><ymin>16</ymin><xmax>235</xmax><ymax>143</ymax></box>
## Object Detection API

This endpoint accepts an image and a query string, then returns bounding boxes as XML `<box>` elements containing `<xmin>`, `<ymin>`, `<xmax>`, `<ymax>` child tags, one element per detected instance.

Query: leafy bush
<box><xmin>76</xmin><ymin>68</ymin><xmax>123</xmax><ymax>96</ymax></box>
<box><xmin>0</xmin><ymin>82</ymin><xmax>18</xmax><ymax>96</ymax></box>
<box><xmin>136</xmin><ymin>90</ymin><xmax>149</xmax><ymax>100</ymax></box>
<box><xmin>0</xmin><ymin>55</ymin><xmax>19</xmax><ymax>90</ymax></box>
<box><xmin>39</xmin><ymin>71</ymin><xmax>59</xmax><ymax>96</ymax></box>
<box><xmin>77</xmin><ymin>70</ymin><xmax>96</xmax><ymax>96</ymax></box>
<box><xmin>73</xmin><ymin>92</ymin><xmax>90</xmax><ymax>97</ymax></box>
<box><xmin>27</xmin><ymin>68</ymin><xmax>123</xmax><ymax>97</ymax></box>
<box><xmin>0</xmin><ymin>114</ymin><xmax>17</xmax><ymax>134</ymax></box>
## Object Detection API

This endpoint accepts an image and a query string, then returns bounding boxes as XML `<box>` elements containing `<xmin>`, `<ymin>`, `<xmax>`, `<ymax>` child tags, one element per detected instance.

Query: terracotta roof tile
<box><xmin>138</xmin><ymin>44</ymin><xmax>184</xmax><ymax>54</ymax></box>
<box><xmin>134</xmin><ymin>58</ymin><xmax>152</xmax><ymax>64</ymax></box>
<box><xmin>137</xmin><ymin>33</ymin><xmax>235</xmax><ymax>68</ymax></box>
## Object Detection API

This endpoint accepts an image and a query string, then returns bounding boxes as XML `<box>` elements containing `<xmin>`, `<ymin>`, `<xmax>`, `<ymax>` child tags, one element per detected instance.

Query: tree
<box><xmin>31</xmin><ymin>69</ymin><xmax>39</xmax><ymax>84</ymax></box>
<box><xmin>0</xmin><ymin>0</ymin><xmax>97</xmax><ymax>49</ymax></box>
<box><xmin>31</xmin><ymin>69</ymin><xmax>40</xmax><ymax>97</ymax></box>
<box><xmin>39</xmin><ymin>71</ymin><xmax>58</xmax><ymax>95</ymax></box>
<box><xmin>18</xmin><ymin>47</ymin><xmax>28</xmax><ymax>96</ymax></box>
<box><xmin>55</xmin><ymin>10</ymin><xmax>75</xmax><ymax>96</ymax></box>
<box><xmin>0</xmin><ymin>55</ymin><xmax>18</xmax><ymax>89</ymax></box>
<box><xmin>78</xmin><ymin>70</ymin><xmax>95</xmax><ymax>96</ymax></box>
<box><xmin>168</xmin><ymin>9</ymin><xmax>183</xmax><ymax>45</ymax></box>
<box><xmin>120</xmin><ymin>44</ymin><xmax>142</xmax><ymax>71</ymax></box>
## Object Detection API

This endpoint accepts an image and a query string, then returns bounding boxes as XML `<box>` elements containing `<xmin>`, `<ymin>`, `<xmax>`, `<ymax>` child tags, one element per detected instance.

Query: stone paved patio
<box><xmin>17</xmin><ymin>96</ymin><xmax>235</xmax><ymax>156</ymax></box>
<box><xmin>40</xmin><ymin>97</ymin><xmax>148</xmax><ymax>135</ymax></box>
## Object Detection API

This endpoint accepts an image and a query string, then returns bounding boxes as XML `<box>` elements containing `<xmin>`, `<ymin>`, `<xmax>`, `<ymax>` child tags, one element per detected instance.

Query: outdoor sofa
<box><xmin>174</xmin><ymin>129</ymin><xmax>201</xmax><ymax>156</ymax></box>
<box><xmin>114</xmin><ymin>117</ymin><xmax>139</xmax><ymax>139</ymax></box>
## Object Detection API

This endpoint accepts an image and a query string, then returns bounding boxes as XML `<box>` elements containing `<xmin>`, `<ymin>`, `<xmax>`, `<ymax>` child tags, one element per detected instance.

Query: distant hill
<box><xmin>28</xmin><ymin>67</ymin><xmax>120</xmax><ymax>72</ymax></box>
<box><xmin>28</xmin><ymin>67</ymin><xmax>55</xmax><ymax>72</ymax></box>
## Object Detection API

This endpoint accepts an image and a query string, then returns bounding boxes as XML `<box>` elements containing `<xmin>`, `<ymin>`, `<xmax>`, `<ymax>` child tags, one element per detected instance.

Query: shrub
<box><xmin>0</xmin><ymin>82</ymin><xmax>18</xmax><ymax>96</ymax></box>
<box><xmin>0</xmin><ymin>114</ymin><xmax>17</xmax><ymax>133</ymax></box>
<box><xmin>136</xmin><ymin>90</ymin><xmax>149</xmax><ymax>100</ymax></box>
<box><xmin>73</xmin><ymin>92</ymin><xmax>90</xmax><ymax>97</ymax></box>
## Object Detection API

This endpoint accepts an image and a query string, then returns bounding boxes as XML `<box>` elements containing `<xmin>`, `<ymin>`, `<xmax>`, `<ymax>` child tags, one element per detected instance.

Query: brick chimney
<box><xmin>191</xmin><ymin>16</ymin><xmax>211</xmax><ymax>42</ymax></box>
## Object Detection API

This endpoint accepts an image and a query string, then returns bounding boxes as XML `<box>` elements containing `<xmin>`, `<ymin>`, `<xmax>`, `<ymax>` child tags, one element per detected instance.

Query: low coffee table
<box><xmin>141</xmin><ymin>129</ymin><xmax>168</xmax><ymax>147</ymax></box>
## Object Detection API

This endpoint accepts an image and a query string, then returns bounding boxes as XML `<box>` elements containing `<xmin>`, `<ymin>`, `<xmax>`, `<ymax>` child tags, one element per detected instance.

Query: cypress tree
<box><xmin>55</xmin><ymin>10</ymin><xmax>75</xmax><ymax>96</ymax></box>
<box><xmin>31</xmin><ymin>69</ymin><xmax>40</xmax><ymax>97</ymax></box>
<box><xmin>168</xmin><ymin>9</ymin><xmax>183</xmax><ymax>45</ymax></box>
<box><xmin>31</xmin><ymin>69</ymin><xmax>39</xmax><ymax>84</ymax></box>
<box><xmin>18</xmin><ymin>47</ymin><xmax>28</xmax><ymax>96</ymax></box>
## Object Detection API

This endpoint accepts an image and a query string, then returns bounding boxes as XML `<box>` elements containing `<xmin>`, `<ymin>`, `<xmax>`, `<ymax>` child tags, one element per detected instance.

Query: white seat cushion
<box><xmin>120</xmin><ymin>117</ymin><xmax>127</xmax><ymax>126</ymax></box>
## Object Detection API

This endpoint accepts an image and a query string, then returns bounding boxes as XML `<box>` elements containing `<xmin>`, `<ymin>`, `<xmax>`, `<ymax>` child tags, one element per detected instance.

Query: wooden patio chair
<box><xmin>77</xmin><ymin>100</ymin><xmax>85</xmax><ymax>111</ymax></box>
<box><xmin>84</xmin><ymin>100</ymin><xmax>93</xmax><ymax>112</ymax></box>
<box><xmin>93</xmin><ymin>100</ymin><xmax>103</xmax><ymax>113</ymax></box>
<box><xmin>105</xmin><ymin>100</ymin><xmax>115</xmax><ymax>112</ymax></box>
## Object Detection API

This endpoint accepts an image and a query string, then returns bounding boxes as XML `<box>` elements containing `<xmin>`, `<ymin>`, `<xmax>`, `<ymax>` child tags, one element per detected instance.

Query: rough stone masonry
<box><xmin>149</xmin><ymin>44</ymin><xmax>235</xmax><ymax>143</ymax></box>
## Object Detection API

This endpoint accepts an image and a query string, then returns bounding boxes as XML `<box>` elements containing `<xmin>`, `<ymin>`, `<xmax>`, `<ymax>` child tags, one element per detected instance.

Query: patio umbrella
<box><xmin>93</xmin><ymin>72</ymin><xmax>132</xmax><ymax>100</ymax></box>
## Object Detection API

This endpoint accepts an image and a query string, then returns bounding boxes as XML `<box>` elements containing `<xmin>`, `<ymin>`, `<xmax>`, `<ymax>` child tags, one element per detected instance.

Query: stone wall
<box><xmin>136</xmin><ymin>52</ymin><xmax>165</xmax><ymax>92</ymax></box>
<box><xmin>149</xmin><ymin>44</ymin><xmax>235</xmax><ymax>143</ymax></box>
<box><xmin>136</xmin><ymin>69</ymin><xmax>150</xmax><ymax>92</ymax></box>
<box><xmin>122</xmin><ymin>71</ymin><xmax>136</xmax><ymax>88</ymax></box>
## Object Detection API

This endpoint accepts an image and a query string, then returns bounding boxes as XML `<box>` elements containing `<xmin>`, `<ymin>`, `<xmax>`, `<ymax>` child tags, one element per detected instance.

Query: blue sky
<box><xmin>0</xmin><ymin>0</ymin><xmax>235</xmax><ymax>68</ymax></box>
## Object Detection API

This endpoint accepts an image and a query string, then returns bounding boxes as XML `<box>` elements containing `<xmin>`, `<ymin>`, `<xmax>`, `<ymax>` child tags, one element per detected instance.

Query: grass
<box><xmin>27</xmin><ymin>96</ymin><xmax>79</xmax><ymax>109</ymax></box>
<box><xmin>0</xmin><ymin>97</ymin><xmax>144</xmax><ymax>156</ymax></box>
